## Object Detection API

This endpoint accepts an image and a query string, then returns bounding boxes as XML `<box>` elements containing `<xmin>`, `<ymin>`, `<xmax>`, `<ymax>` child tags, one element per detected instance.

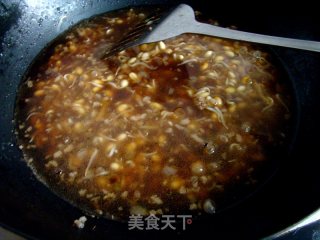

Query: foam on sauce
<box><xmin>15</xmin><ymin>7</ymin><xmax>293</xmax><ymax>220</ymax></box>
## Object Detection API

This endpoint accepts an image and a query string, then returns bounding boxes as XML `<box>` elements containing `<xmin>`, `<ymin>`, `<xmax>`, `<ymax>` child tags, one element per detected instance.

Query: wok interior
<box><xmin>14</xmin><ymin>6</ymin><xmax>295</xmax><ymax>222</ymax></box>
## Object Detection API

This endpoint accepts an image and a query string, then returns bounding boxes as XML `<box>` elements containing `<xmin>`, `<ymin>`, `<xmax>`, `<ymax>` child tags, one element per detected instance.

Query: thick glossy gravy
<box><xmin>15</xmin><ymin>7</ymin><xmax>293</xmax><ymax>220</ymax></box>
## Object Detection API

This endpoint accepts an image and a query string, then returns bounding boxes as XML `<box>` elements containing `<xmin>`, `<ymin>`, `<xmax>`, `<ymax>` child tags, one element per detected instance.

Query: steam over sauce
<box><xmin>15</xmin><ymin>7</ymin><xmax>293</xmax><ymax>220</ymax></box>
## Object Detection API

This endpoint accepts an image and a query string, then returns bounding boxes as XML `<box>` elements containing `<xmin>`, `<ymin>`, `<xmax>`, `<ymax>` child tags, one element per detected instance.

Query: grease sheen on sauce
<box><xmin>15</xmin><ymin>7</ymin><xmax>293</xmax><ymax>220</ymax></box>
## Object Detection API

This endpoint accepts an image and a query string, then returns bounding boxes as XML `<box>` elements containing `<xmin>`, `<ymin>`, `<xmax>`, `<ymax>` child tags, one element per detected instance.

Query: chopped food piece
<box><xmin>74</xmin><ymin>216</ymin><xmax>87</xmax><ymax>229</ymax></box>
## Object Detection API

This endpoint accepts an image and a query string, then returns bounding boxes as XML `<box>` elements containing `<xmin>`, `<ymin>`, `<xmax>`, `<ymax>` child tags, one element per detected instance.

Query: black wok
<box><xmin>1</xmin><ymin>1</ymin><xmax>320</xmax><ymax>239</ymax></box>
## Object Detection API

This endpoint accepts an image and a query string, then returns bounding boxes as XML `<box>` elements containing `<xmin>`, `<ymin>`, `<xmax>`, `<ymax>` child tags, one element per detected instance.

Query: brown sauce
<box><xmin>15</xmin><ymin>7</ymin><xmax>293</xmax><ymax>220</ymax></box>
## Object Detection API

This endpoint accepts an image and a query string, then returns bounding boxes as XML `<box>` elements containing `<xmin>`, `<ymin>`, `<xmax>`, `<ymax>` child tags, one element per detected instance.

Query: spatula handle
<box><xmin>190</xmin><ymin>21</ymin><xmax>320</xmax><ymax>52</ymax></box>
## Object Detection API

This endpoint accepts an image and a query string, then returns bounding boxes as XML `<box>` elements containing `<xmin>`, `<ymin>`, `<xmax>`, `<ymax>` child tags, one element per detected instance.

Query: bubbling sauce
<box><xmin>15</xmin><ymin>7</ymin><xmax>293</xmax><ymax>220</ymax></box>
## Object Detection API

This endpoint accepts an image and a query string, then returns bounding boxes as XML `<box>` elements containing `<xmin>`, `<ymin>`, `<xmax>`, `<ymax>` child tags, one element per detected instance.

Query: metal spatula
<box><xmin>105</xmin><ymin>4</ymin><xmax>320</xmax><ymax>57</ymax></box>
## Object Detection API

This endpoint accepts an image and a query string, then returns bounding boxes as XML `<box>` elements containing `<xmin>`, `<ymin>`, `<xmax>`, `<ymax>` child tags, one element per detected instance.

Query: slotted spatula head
<box><xmin>103</xmin><ymin>4</ymin><xmax>196</xmax><ymax>58</ymax></box>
